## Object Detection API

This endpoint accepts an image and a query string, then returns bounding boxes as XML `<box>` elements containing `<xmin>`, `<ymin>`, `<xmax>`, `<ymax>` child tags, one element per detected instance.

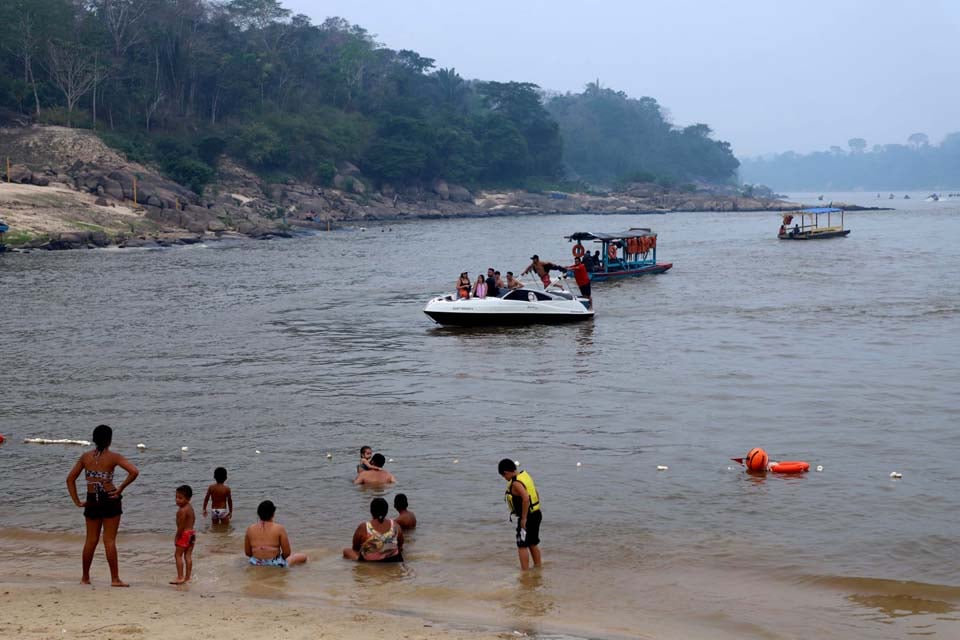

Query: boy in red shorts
<box><xmin>171</xmin><ymin>484</ymin><xmax>196</xmax><ymax>585</ymax></box>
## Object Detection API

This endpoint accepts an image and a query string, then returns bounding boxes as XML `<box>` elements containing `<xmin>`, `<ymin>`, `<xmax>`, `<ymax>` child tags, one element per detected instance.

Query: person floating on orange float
<box><xmin>733</xmin><ymin>447</ymin><xmax>810</xmax><ymax>474</ymax></box>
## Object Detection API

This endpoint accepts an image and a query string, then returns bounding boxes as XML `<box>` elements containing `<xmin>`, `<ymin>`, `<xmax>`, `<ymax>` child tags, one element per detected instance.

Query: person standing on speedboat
<box><xmin>521</xmin><ymin>255</ymin><xmax>563</xmax><ymax>289</ymax></box>
<box><xmin>565</xmin><ymin>257</ymin><xmax>592</xmax><ymax>307</ymax></box>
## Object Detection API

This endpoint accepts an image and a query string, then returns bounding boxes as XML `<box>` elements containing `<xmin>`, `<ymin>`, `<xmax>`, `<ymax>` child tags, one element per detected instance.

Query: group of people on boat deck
<box><xmin>456</xmin><ymin>254</ymin><xmax>592</xmax><ymax>304</ymax></box>
<box><xmin>779</xmin><ymin>223</ymin><xmax>801</xmax><ymax>237</ymax></box>
<box><xmin>456</xmin><ymin>267</ymin><xmax>524</xmax><ymax>299</ymax></box>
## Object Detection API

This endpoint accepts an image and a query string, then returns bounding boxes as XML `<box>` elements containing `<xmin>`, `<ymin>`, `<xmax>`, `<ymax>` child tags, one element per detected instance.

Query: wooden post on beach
<box><xmin>5</xmin><ymin>157</ymin><xmax>9</xmax><ymax>183</ymax></box>
<box><xmin>133</xmin><ymin>176</ymin><xmax>137</xmax><ymax>205</ymax></box>
<box><xmin>327</xmin><ymin>219</ymin><xmax>331</xmax><ymax>232</ymax></box>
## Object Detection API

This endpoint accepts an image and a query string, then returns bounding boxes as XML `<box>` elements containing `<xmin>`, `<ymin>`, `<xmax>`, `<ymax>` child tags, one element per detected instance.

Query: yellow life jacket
<box><xmin>504</xmin><ymin>470</ymin><xmax>540</xmax><ymax>515</ymax></box>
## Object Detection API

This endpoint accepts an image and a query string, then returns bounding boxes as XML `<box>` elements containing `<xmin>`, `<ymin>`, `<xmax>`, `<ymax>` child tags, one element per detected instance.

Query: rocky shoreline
<box><xmin>0</xmin><ymin>125</ymin><xmax>889</xmax><ymax>252</ymax></box>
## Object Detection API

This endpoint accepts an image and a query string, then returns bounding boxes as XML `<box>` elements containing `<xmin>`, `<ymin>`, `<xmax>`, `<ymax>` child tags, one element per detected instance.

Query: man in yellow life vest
<box><xmin>498</xmin><ymin>458</ymin><xmax>542</xmax><ymax>570</ymax></box>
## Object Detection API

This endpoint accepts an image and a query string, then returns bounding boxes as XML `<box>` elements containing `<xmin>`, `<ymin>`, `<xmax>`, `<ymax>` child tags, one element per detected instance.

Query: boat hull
<box><xmin>589</xmin><ymin>262</ymin><xmax>672</xmax><ymax>282</ymax></box>
<box><xmin>778</xmin><ymin>230</ymin><xmax>850</xmax><ymax>240</ymax></box>
<box><xmin>424</xmin><ymin>310</ymin><xmax>593</xmax><ymax>327</ymax></box>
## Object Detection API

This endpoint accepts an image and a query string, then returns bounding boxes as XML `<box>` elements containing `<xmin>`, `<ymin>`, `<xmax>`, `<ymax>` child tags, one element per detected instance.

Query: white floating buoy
<box><xmin>816</xmin><ymin>465</ymin><xmax>823</xmax><ymax>472</ymax></box>
<box><xmin>181</xmin><ymin>446</ymin><xmax>189</xmax><ymax>452</ymax></box>
<box><xmin>24</xmin><ymin>438</ymin><xmax>91</xmax><ymax>446</ymax></box>
<box><xmin>326</xmin><ymin>453</ymin><xmax>332</xmax><ymax>459</ymax></box>
<box><xmin>453</xmin><ymin>458</ymin><xmax>459</xmax><ymax>464</ymax></box>
<box><xmin>388</xmin><ymin>458</ymin><xmax>394</xmax><ymax>462</ymax></box>
<box><xmin>576</xmin><ymin>461</ymin><xmax>582</xmax><ymax>467</ymax></box>
<box><xmin>657</xmin><ymin>465</ymin><xmax>669</xmax><ymax>471</ymax></box>
<box><xmin>255</xmin><ymin>450</ymin><xmax>261</xmax><ymax>455</ymax></box>
<box><xmin>889</xmin><ymin>471</ymin><xmax>902</xmax><ymax>479</ymax></box>
<box><xmin>727</xmin><ymin>466</ymin><xmax>734</xmax><ymax>471</ymax></box>
<box><xmin>136</xmin><ymin>443</ymin><xmax>146</xmax><ymax>450</ymax></box>
<box><xmin>514</xmin><ymin>460</ymin><xmax>520</xmax><ymax>466</ymax></box>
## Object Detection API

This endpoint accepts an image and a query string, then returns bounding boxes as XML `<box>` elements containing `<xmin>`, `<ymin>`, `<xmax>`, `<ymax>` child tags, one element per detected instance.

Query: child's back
<box><xmin>203</xmin><ymin>467</ymin><xmax>233</xmax><ymax>522</ymax></box>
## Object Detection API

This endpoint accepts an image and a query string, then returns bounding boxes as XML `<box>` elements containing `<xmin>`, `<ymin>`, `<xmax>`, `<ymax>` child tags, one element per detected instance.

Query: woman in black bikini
<box><xmin>66</xmin><ymin>425</ymin><xmax>139</xmax><ymax>586</ymax></box>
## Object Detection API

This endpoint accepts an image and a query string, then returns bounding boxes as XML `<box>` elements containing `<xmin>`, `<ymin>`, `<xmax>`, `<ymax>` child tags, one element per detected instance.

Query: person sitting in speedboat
<box><xmin>473</xmin><ymin>275</ymin><xmax>488</xmax><ymax>298</ymax></box>
<box><xmin>506</xmin><ymin>272</ymin><xmax>524</xmax><ymax>290</ymax></box>
<box><xmin>456</xmin><ymin>272</ymin><xmax>471</xmax><ymax>299</ymax></box>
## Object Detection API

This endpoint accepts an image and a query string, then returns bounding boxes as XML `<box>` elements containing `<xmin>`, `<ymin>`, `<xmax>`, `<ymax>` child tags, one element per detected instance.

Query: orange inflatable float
<box><xmin>769</xmin><ymin>461</ymin><xmax>810</xmax><ymax>474</ymax></box>
<box><xmin>737</xmin><ymin>448</ymin><xmax>810</xmax><ymax>474</ymax></box>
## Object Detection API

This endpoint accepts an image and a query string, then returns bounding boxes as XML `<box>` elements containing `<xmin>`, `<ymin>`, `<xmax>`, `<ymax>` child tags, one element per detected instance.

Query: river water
<box><xmin>1</xmin><ymin>200</ymin><xmax>959</xmax><ymax>638</ymax></box>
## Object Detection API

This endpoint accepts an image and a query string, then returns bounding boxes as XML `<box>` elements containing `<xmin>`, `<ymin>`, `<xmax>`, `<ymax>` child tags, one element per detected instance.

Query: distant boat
<box><xmin>926</xmin><ymin>194</ymin><xmax>940</xmax><ymax>202</ymax></box>
<box><xmin>904</xmin><ymin>194</ymin><xmax>911</xmax><ymax>199</ymax></box>
<box><xmin>778</xmin><ymin>208</ymin><xmax>850</xmax><ymax>240</ymax></box>
<box><xmin>564</xmin><ymin>229</ymin><xmax>673</xmax><ymax>282</ymax></box>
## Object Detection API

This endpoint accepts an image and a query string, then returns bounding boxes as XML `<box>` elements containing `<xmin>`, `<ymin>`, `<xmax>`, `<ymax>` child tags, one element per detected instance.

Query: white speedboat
<box><xmin>424</xmin><ymin>282</ymin><xmax>593</xmax><ymax>326</ymax></box>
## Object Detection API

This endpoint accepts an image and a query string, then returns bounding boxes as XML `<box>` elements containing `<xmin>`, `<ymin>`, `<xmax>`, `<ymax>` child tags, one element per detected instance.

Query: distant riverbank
<box><xmin>0</xmin><ymin>124</ymin><xmax>885</xmax><ymax>252</ymax></box>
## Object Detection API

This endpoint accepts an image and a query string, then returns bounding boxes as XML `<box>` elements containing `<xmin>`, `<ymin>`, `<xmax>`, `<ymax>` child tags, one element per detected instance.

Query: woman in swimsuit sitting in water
<box><xmin>244</xmin><ymin>500</ymin><xmax>307</xmax><ymax>567</ymax></box>
<box><xmin>342</xmin><ymin>497</ymin><xmax>404</xmax><ymax>562</ymax></box>
<box><xmin>66</xmin><ymin>424</ymin><xmax>139</xmax><ymax>586</ymax></box>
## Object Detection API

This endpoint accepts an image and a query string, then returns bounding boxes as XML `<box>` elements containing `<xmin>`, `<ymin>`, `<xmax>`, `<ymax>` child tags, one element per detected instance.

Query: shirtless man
<box><xmin>521</xmin><ymin>255</ymin><xmax>563</xmax><ymax>289</ymax></box>
<box><xmin>506</xmin><ymin>271</ymin><xmax>524</xmax><ymax>290</ymax></box>
<box><xmin>354</xmin><ymin>454</ymin><xmax>396</xmax><ymax>485</ymax></box>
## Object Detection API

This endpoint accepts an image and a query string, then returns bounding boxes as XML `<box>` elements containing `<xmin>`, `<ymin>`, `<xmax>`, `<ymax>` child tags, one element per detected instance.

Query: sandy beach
<box><xmin>0</xmin><ymin>580</ymin><xmax>517</xmax><ymax>640</ymax></box>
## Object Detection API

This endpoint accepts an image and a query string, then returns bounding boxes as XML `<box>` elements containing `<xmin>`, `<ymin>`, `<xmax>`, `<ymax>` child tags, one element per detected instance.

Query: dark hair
<box><xmin>394</xmin><ymin>494</ymin><xmax>408</xmax><ymax>511</ymax></box>
<box><xmin>498</xmin><ymin>458</ymin><xmax>517</xmax><ymax>474</ymax></box>
<box><xmin>257</xmin><ymin>500</ymin><xmax>276</xmax><ymax>521</ymax></box>
<box><xmin>371</xmin><ymin>453</ymin><xmax>386</xmax><ymax>468</ymax></box>
<box><xmin>92</xmin><ymin>424</ymin><xmax>112</xmax><ymax>452</ymax></box>
<box><xmin>370</xmin><ymin>497</ymin><xmax>389</xmax><ymax>522</ymax></box>
<box><xmin>495</xmin><ymin>271</ymin><xmax>501</xmax><ymax>275</ymax></box>
<box><xmin>176</xmin><ymin>484</ymin><xmax>193</xmax><ymax>499</ymax></box>
<box><xmin>507</xmin><ymin>271</ymin><xmax>514</xmax><ymax>277</ymax></box>
<box><xmin>214</xmin><ymin>467</ymin><xmax>227</xmax><ymax>483</ymax></box>
<box><xmin>360</xmin><ymin>446</ymin><xmax>372</xmax><ymax>455</ymax></box>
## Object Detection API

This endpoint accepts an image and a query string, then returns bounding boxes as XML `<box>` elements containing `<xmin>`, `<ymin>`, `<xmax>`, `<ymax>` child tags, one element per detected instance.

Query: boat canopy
<box><xmin>565</xmin><ymin>229</ymin><xmax>655</xmax><ymax>242</ymax></box>
<box><xmin>798</xmin><ymin>207</ymin><xmax>842</xmax><ymax>214</ymax></box>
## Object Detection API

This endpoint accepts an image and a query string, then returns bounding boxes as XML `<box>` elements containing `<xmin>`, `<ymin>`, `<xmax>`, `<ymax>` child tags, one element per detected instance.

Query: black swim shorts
<box><xmin>83</xmin><ymin>492</ymin><xmax>122</xmax><ymax>520</ymax></box>
<box><xmin>516</xmin><ymin>509</ymin><xmax>542</xmax><ymax>548</ymax></box>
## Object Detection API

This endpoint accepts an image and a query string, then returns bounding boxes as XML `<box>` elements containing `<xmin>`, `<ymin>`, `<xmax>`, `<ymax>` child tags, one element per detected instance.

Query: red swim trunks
<box><xmin>175</xmin><ymin>529</ymin><xmax>196</xmax><ymax>548</ymax></box>
<box><xmin>540</xmin><ymin>273</ymin><xmax>551</xmax><ymax>287</ymax></box>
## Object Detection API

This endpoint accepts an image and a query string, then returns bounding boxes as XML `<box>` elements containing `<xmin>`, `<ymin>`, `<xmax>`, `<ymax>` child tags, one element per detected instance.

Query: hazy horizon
<box><xmin>285</xmin><ymin>0</ymin><xmax>960</xmax><ymax>158</ymax></box>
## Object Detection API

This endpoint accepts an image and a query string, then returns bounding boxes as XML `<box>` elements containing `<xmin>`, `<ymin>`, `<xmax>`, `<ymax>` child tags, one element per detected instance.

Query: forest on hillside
<box><xmin>0</xmin><ymin>0</ymin><xmax>739</xmax><ymax>194</ymax></box>
<box><xmin>740</xmin><ymin>133</ymin><xmax>960</xmax><ymax>190</ymax></box>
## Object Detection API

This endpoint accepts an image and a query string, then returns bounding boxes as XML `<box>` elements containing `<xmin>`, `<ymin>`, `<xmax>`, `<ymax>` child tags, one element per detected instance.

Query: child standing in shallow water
<box><xmin>394</xmin><ymin>494</ymin><xmax>417</xmax><ymax>531</ymax></box>
<box><xmin>202</xmin><ymin>467</ymin><xmax>233</xmax><ymax>523</ymax></box>
<box><xmin>172</xmin><ymin>485</ymin><xmax>196</xmax><ymax>585</ymax></box>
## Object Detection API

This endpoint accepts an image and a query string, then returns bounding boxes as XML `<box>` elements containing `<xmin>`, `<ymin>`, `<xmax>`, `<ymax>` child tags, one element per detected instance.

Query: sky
<box><xmin>283</xmin><ymin>0</ymin><xmax>960</xmax><ymax>158</ymax></box>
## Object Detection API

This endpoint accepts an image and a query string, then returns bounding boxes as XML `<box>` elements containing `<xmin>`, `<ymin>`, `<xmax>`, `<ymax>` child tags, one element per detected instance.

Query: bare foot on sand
<box><xmin>81</xmin><ymin>578</ymin><xmax>91</xmax><ymax>585</ymax></box>
<box><xmin>111</xmin><ymin>580</ymin><xmax>130</xmax><ymax>587</ymax></box>
<box><xmin>169</xmin><ymin>578</ymin><xmax>187</xmax><ymax>585</ymax></box>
